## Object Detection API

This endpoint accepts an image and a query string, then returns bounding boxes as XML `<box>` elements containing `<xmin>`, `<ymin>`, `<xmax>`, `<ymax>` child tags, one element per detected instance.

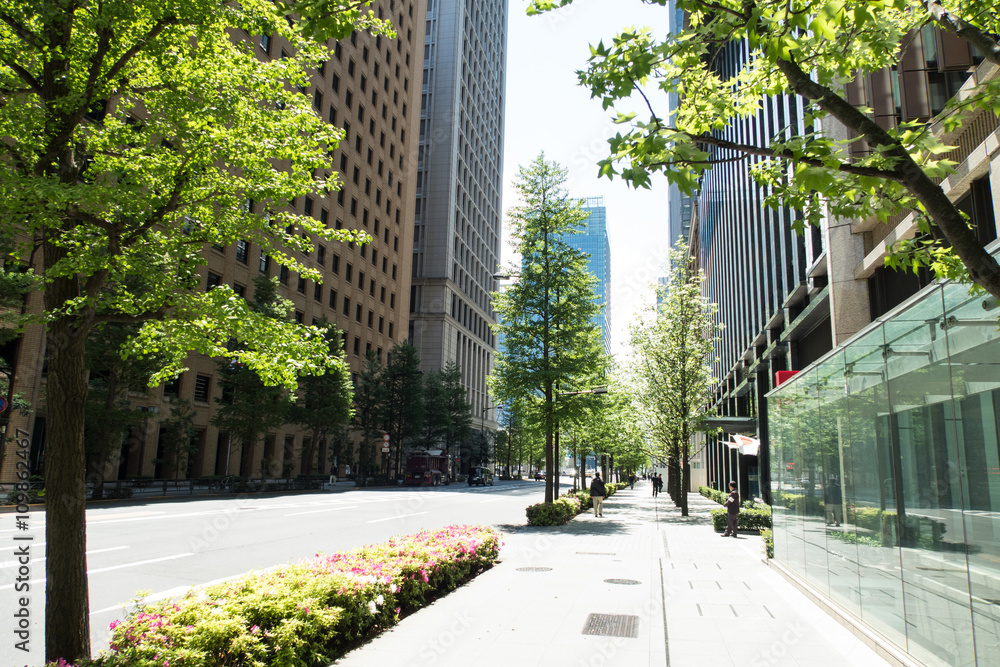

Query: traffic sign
<box><xmin>0</xmin><ymin>397</ymin><xmax>6</xmax><ymax>412</ymax></box>
<box><xmin>382</xmin><ymin>434</ymin><xmax>390</xmax><ymax>442</ymax></box>
<box><xmin>381</xmin><ymin>446</ymin><xmax>390</xmax><ymax>453</ymax></box>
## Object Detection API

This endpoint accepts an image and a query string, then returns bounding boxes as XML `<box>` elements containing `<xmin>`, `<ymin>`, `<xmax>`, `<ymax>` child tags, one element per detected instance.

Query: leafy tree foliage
<box><xmin>352</xmin><ymin>352</ymin><xmax>386</xmax><ymax>478</ymax></box>
<box><xmin>155</xmin><ymin>399</ymin><xmax>199</xmax><ymax>479</ymax></box>
<box><xmin>289</xmin><ymin>319</ymin><xmax>353</xmax><ymax>477</ymax></box>
<box><xmin>0</xmin><ymin>2</ymin><xmax>390</xmax><ymax>657</ymax></box>
<box><xmin>420</xmin><ymin>362</ymin><xmax>471</xmax><ymax>476</ymax></box>
<box><xmin>490</xmin><ymin>154</ymin><xmax>608</xmax><ymax>503</ymax></box>
<box><xmin>529</xmin><ymin>0</ymin><xmax>1000</xmax><ymax>299</ymax></box>
<box><xmin>629</xmin><ymin>243</ymin><xmax>721</xmax><ymax>516</ymax></box>
<box><xmin>381</xmin><ymin>341</ymin><xmax>425</xmax><ymax>477</ymax></box>
<box><xmin>83</xmin><ymin>323</ymin><xmax>166</xmax><ymax>498</ymax></box>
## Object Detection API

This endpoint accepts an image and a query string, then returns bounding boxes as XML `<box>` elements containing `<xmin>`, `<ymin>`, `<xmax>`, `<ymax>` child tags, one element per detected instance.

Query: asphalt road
<box><xmin>1</xmin><ymin>478</ymin><xmax>562</xmax><ymax>661</ymax></box>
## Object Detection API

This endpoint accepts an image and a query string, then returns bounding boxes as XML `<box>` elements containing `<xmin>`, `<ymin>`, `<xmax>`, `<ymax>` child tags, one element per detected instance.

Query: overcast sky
<box><xmin>500</xmin><ymin>0</ymin><xmax>672</xmax><ymax>361</ymax></box>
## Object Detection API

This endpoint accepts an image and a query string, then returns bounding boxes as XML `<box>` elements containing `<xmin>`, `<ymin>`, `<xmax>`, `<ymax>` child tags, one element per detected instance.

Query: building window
<box><xmin>367</xmin><ymin>311</ymin><xmax>374</xmax><ymax>328</ymax></box>
<box><xmin>343</xmin><ymin>297</ymin><xmax>351</xmax><ymax>316</ymax></box>
<box><xmin>332</xmin><ymin>254</ymin><xmax>340</xmax><ymax>274</ymax></box>
<box><xmin>388</xmin><ymin>322</ymin><xmax>394</xmax><ymax>338</ymax></box>
<box><xmin>346</xmin><ymin>264</ymin><xmax>353</xmax><ymax>281</ymax></box>
<box><xmin>236</xmin><ymin>240</ymin><xmax>250</xmax><ymax>264</ymax></box>
<box><xmin>206</xmin><ymin>272</ymin><xmax>222</xmax><ymax>291</ymax></box>
<box><xmin>378</xmin><ymin>316</ymin><xmax>384</xmax><ymax>333</ymax></box>
<box><xmin>260</xmin><ymin>33</ymin><xmax>271</xmax><ymax>53</ymax></box>
<box><xmin>317</xmin><ymin>245</ymin><xmax>326</xmax><ymax>266</ymax></box>
<box><xmin>295</xmin><ymin>310</ymin><xmax>304</xmax><ymax>323</ymax></box>
<box><xmin>279</xmin><ymin>265</ymin><xmax>289</xmax><ymax>284</ymax></box>
<box><xmin>355</xmin><ymin>304</ymin><xmax>362</xmax><ymax>322</ymax></box>
<box><xmin>194</xmin><ymin>375</ymin><xmax>211</xmax><ymax>403</ymax></box>
<box><xmin>329</xmin><ymin>289</ymin><xmax>338</xmax><ymax>309</ymax></box>
<box><xmin>390</xmin><ymin>293</ymin><xmax>395</xmax><ymax>309</ymax></box>
<box><xmin>297</xmin><ymin>276</ymin><xmax>306</xmax><ymax>294</ymax></box>
<box><xmin>233</xmin><ymin>283</ymin><xmax>246</xmax><ymax>299</ymax></box>
<box><xmin>358</xmin><ymin>270</ymin><xmax>365</xmax><ymax>288</ymax></box>
<box><xmin>353</xmin><ymin>337</ymin><xmax>360</xmax><ymax>355</ymax></box>
<box><xmin>314</xmin><ymin>283</ymin><xmax>322</xmax><ymax>302</ymax></box>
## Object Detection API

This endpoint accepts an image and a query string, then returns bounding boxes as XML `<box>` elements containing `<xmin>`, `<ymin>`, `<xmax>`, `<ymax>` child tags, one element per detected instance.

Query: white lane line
<box><xmin>0</xmin><ymin>546</ymin><xmax>127</xmax><ymax>569</ymax></box>
<box><xmin>285</xmin><ymin>505</ymin><xmax>358</xmax><ymax>517</ymax></box>
<box><xmin>0</xmin><ymin>552</ymin><xmax>193</xmax><ymax>591</ymax></box>
<box><xmin>479</xmin><ymin>498</ymin><xmax>504</xmax><ymax>504</ymax></box>
<box><xmin>366</xmin><ymin>511</ymin><xmax>428</xmax><ymax>524</ymax></box>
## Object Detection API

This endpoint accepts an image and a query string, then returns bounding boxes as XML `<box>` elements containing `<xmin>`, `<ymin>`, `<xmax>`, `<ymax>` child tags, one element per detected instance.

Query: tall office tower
<box><xmin>665</xmin><ymin>0</ymin><xmax>693</xmax><ymax>254</ymax></box>
<box><xmin>0</xmin><ymin>2</ymin><xmax>428</xmax><ymax>484</ymax></box>
<box><xmin>566</xmin><ymin>197</ymin><xmax>612</xmax><ymax>356</ymax></box>
<box><xmin>409</xmin><ymin>0</ymin><xmax>508</xmax><ymax>443</ymax></box>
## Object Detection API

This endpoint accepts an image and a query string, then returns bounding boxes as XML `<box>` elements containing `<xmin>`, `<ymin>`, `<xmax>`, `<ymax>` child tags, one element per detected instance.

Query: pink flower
<box><xmin>109</xmin><ymin>619</ymin><xmax>120</xmax><ymax>631</ymax></box>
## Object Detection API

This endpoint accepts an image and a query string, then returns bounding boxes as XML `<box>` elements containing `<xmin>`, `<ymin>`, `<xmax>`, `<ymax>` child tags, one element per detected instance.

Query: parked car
<box><xmin>533</xmin><ymin>471</ymin><xmax>545</xmax><ymax>481</ymax></box>
<box><xmin>468</xmin><ymin>467</ymin><xmax>494</xmax><ymax>486</ymax></box>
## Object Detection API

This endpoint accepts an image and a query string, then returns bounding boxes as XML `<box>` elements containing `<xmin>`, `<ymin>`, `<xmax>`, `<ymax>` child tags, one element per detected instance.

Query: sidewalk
<box><xmin>333</xmin><ymin>483</ymin><xmax>891</xmax><ymax>667</ymax></box>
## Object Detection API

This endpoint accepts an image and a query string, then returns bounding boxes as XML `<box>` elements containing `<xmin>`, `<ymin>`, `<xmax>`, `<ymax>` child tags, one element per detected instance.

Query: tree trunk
<box><xmin>544</xmin><ymin>383</ymin><xmax>554</xmax><ymax>503</ymax></box>
<box><xmin>44</xmin><ymin>316</ymin><xmax>92</xmax><ymax>662</ymax></box>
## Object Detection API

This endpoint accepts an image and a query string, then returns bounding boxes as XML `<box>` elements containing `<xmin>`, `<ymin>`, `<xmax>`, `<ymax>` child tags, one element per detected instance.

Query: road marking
<box><xmin>0</xmin><ymin>545</ymin><xmax>127</xmax><ymax>568</ymax></box>
<box><xmin>366</xmin><ymin>511</ymin><xmax>428</xmax><ymax>524</ymax></box>
<box><xmin>89</xmin><ymin>511</ymin><xmax>167</xmax><ymax>522</ymax></box>
<box><xmin>285</xmin><ymin>505</ymin><xmax>358</xmax><ymax>517</ymax></box>
<box><xmin>479</xmin><ymin>498</ymin><xmax>504</xmax><ymax>503</ymax></box>
<box><xmin>0</xmin><ymin>552</ymin><xmax>193</xmax><ymax>591</ymax></box>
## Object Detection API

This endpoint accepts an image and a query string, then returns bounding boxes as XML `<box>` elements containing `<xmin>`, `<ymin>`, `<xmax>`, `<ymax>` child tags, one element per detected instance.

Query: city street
<box><xmin>1</xmin><ymin>478</ymin><xmax>562</xmax><ymax>656</ymax></box>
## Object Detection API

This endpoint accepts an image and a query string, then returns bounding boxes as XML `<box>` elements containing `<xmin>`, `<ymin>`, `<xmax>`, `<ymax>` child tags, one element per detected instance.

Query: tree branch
<box><xmin>924</xmin><ymin>0</ymin><xmax>1000</xmax><ymax>67</ymax></box>
<box><xmin>0</xmin><ymin>11</ymin><xmax>44</xmax><ymax>49</ymax></box>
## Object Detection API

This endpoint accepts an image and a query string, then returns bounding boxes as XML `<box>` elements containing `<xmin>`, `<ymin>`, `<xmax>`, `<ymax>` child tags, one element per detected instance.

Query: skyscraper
<box><xmin>566</xmin><ymin>197</ymin><xmax>612</xmax><ymax>355</ymax></box>
<box><xmin>409</xmin><ymin>0</ymin><xmax>508</xmax><ymax>440</ymax></box>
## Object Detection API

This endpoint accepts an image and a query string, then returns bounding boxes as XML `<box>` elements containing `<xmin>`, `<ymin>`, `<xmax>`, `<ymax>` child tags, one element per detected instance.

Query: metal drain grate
<box><xmin>515</xmin><ymin>567</ymin><xmax>553</xmax><ymax>572</ymax></box>
<box><xmin>582</xmin><ymin>613</ymin><xmax>639</xmax><ymax>638</ymax></box>
<box><xmin>604</xmin><ymin>578</ymin><xmax>641</xmax><ymax>585</ymax></box>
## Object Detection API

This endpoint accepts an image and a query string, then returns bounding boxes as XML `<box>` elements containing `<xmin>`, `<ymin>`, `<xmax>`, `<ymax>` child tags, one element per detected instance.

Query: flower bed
<box><xmin>51</xmin><ymin>525</ymin><xmax>499</xmax><ymax>667</ymax></box>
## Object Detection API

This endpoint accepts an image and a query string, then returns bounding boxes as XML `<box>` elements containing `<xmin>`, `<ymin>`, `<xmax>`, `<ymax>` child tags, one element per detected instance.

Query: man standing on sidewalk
<box><xmin>590</xmin><ymin>472</ymin><xmax>607</xmax><ymax>517</ymax></box>
<box><xmin>722</xmin><ymin>481</ymin><xmax>740</xmax><ymax>537</ymax></box>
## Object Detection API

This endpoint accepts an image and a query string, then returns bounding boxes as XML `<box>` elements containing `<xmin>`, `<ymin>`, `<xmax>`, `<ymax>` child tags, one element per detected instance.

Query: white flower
<box><xmin>375</xmin><ymin>594</ymin><xmax>385</xmax><ymax>606</ymax></box>
<box><xmin>390</xmin><ymin>584</ymin><xmax>398</xmax><ymax>594</ymax></box>
<box><xmin>367</xmin><ymin>600</ymin><xmax>377</xmax><ymax>615</ymax></box>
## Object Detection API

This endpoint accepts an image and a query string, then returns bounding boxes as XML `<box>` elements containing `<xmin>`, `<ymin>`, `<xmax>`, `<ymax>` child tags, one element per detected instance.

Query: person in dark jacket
<box><xmin>722</xmin><ymin>481</ymin><xmax>740</xmax><ymax>537</ymax></box>
<box><xmin>590</xmin><ymin>472</ymin><xmax>607</xmax><ymax>517</ymax></box>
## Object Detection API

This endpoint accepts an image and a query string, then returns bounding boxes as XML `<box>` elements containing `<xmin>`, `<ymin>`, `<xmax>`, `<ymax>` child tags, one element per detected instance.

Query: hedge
<box><xmin>698</xmin><ymin>485</ymin><xmax>727</xmax><ymax>505</ymax></box>
<box><xmin>50</xmin><ymin>525</ymin><xmax>500</xmax><ymax>667</ymax></box>
<box><xmin>711</xmin><ymin>506</ymin><xmax>772</xmax><ymax>533</ymax></box>
<box><xmin>525</xmin><ymin>481</ymin><xmax>620</xmax><ymax>526</ymax></box>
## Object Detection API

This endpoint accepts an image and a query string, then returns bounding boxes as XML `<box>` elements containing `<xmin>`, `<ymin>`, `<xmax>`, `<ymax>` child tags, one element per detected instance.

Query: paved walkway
<box><xmin>333</xmin><ymin>482</ymin><xmax>890</xmax><ymax>667</ymax></box>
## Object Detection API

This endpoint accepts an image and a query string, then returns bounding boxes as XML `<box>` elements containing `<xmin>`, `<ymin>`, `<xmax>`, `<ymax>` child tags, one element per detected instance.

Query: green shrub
<box><xmin>761</xmin><ymin>529</ymin><xmax>774</xmax><ymax>559</ymax></box>
<box><xmin>80</xmin><ymin>525</ymin><xmax>500</xmax><ymax>667</ymax></box>
<box><xmin>699</xmin><ymin>485</ymin><xmax>727</xmax><ymax>505</ymax></box>
<box><xmin>711</xmin><ymin>505</ymin><xmax>772</xmax><ymax>533</ymax></box>
<box><xmin>526</xmin><ymin>496</ymin><xmax>581</xmax><ymax>526</ymax></box>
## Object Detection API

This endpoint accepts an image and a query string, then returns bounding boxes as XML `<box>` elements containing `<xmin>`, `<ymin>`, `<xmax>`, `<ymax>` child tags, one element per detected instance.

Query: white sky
<box><xmin>500</xmin><ymin>0</ymin><xmax>672</xmax><ymax>361</ymax></box>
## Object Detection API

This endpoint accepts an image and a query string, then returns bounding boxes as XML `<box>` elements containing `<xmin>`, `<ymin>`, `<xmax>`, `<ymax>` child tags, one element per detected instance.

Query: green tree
<box><xmin>212</xmin><ymin>277</ymin><xmax>296</xmax><ymax>478</ymax></box>
<box><xmin>83</xmin><ymin>323</ymin><xmax>165</xmax><ymax>498</ymax></box>
<box><xmin>529</xmin><ymin>0</ymin><xmax>1000</xmax><ymax>299</ymax></box>
<box><xmin>629</xmin><ymin>243</ymin><xmax>721</xmax><ymax>516</ymax></box>
<box><xmin>352</xmin><ymin>351</ymin><xmax>385</xmax><ymax>478</ymax></box>
<box><xmin>289</xmin><ymin>320</ymin><xmax>353</xmax><ymax>478</ymax></box>
<box><xmin>381</xmin><ymin>341</ymin><xmax>425</xmax><ymax>478</ymax></box>
<box><xmin>490</xmin><ymin>154</ymin><xmax>607</xmax><ymax>503</ymax></box>
<box><xmin>156</xmin><ymin>399</ymin><xmax>199</xmax><ymax>479</ymax></box>
<box><xmin>0</xmin><ymin>1</ymin><xmax>393</xmax><ymax>658</ymax></box>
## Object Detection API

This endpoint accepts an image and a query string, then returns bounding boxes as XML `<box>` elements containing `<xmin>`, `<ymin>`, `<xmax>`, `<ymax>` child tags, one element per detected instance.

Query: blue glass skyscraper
<box><xmin>565</xmin><ymin>197</ymin><xmax>611</xmax><ymax>356</ymax></box>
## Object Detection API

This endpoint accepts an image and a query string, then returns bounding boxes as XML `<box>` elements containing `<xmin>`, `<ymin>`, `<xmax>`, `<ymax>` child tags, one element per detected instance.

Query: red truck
<box><xmin>404</xmin><ymin>453</ymin><xmax>450</xmax><ymax>486</ymax></box>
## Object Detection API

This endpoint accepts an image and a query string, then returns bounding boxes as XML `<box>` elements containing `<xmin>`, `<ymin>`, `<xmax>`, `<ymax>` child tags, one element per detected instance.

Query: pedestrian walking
<box><xmin>722</xmin><ymin>481</ymin><xmax>740</xmax><ymax>537</ymax></box>
<box><xmin>825</xmin><ymin>477</ymin><xmax>843</xmax><ymax>526</ymax></box>
<box><xmin>629</xmin><ymin>473</ymin><xmax>635</xmax><ymax>490</ymax></box>
<box><xmin>652</xmin><ymin>473</ymin><xmax>662</xmax><ymax>497</ymax></box>
<box><xmin>590</xmin><ymin>472</ymin><xmax>607</xmax><ymax>517</ymax></box>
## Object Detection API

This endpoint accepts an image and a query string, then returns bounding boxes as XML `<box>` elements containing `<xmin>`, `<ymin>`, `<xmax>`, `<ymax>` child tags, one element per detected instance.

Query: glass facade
<box><xmin>768</xmin><ymin>268</ymin><xmax>1000</xmax><ymax>667</ymax></box>
<box><xmin>567</xmin><ymin>197</ymin><xmax>611</xmax><ymax>355</ymax></box>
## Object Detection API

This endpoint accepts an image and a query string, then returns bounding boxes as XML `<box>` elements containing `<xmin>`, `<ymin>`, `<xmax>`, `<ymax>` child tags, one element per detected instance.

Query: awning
<box><xmin>725</xmin><ymin>434</ymin><xmax>760</xmax><ymax>457</ymax></box>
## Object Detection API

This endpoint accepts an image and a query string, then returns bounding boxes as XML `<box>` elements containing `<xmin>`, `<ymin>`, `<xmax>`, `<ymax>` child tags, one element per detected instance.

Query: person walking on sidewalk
<box><xmin>722</xmin><ymin>481</ymin><xmax>740</xmax><ymax>537</ymax></box>
<box><xmin>590</xmin><ymin>472</ymin><xmax>607</xmax><ymax>517</ymax></box>
<box><xmin>652</xmin><ymin>473</ymin><xmax>662</xmax><ymax>497</ymax></box>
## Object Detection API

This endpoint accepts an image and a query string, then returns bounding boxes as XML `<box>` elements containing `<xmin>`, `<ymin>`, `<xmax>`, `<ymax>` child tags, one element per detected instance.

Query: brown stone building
<box><xmin>0</xmin><ymin>0</ymin><xmax>427</xmax><ymax>486</ymax></box>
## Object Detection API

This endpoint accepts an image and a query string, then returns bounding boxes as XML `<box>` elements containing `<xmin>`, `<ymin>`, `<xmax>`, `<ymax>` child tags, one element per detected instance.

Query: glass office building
<box><xmin>566</xmin><ymin>196</ymin><xmax>611</xmax><ymax>355</ymax></box>
<box><xmin>768</xmin><ymin>260</ymin><xmax>1000</xmax><ymax>667</ymax></box>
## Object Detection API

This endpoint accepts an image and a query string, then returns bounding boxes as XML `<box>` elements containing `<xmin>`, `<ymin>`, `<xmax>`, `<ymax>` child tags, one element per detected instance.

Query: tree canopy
<box><xmin>0</xmin><ymin>0</ymin><xmax>390</xmax><ymax>660</ymax></box>
<box><xmin>490</xmin><ymin>154</ymin><xmax>609</xmax><ymax>503</ymax></box>
<box><xmin>529</xmin><ymin>0</ymin><xmax>1000</xmax><ymax>299</ymax></box>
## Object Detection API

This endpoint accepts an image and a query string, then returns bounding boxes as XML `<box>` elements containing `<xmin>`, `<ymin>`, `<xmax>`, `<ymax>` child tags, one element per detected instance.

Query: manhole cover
<box><xmin>582</xmin><ymin>613</ymin><xmax>639</xmax><ymax>638</ymax></box>
<box><xmin>516</xmin><ymin>567</ymin><xmax>553</xmax><ymax>572</ymax></box>
<box><xmin>604</xmin><ymin>578</ymin><xmax>641</xmax><ymax>585</ymax></box>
